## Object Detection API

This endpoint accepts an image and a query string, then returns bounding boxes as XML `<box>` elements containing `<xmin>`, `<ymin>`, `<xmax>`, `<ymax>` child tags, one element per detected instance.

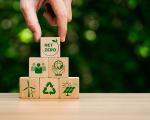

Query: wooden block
<box><xmin>48</xmin><ymin>57</ymin><xmax>69</xmax><ymax>78</ymax></box>
<box><xmin>40</xmin><ymin>37</ymin><xmax>60</xmax><ymax>57</ymax></box>
<box><xmin>60</xmin><ymin>77</ymin><xmax>79</xmax><ymax>99</ymax></box>
<box><xmin>40</xmin><ymin>78</ymin><xmax>59</xmax><ymax>99</ymax></box>
<box><xmin>20</xmin><ymin>77</ymin><xmax>39</xmax><ymax>99</ymax></box>
<box><xmin>29</xmin><ymin>57</ymin><xmax>48</xmax><ymax>77</ymax></box>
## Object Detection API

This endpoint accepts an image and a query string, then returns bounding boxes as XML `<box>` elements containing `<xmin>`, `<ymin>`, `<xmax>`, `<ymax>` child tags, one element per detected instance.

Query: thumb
<box><xmin>20</xmin><ymin>0</ymin><xmax>41</xmax><ymax>42</ymax></box>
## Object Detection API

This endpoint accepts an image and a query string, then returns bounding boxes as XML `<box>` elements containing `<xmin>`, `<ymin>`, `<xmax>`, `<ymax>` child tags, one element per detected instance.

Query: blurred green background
<box><xmin>0</xmin><ymin>0</ymin><xmax>150</xmax><ymax>93</ymax></box>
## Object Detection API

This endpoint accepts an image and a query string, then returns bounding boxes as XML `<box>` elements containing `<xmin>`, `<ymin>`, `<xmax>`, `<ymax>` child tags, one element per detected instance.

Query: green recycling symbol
<box><xmin>43</xmin><ymin>82</ymin><xmax>56</xmax><ymax>95</ymax></box>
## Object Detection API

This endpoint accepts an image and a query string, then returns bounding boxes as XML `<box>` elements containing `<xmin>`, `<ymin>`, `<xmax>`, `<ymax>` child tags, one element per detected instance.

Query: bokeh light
<box><xmin>0</xmin><ymin>0</ymin><xmax>150</xmax><ymax>93</ymax></box>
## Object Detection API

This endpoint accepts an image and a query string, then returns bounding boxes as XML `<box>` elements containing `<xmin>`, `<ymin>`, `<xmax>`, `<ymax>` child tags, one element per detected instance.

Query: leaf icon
<box><xmin>52</xmin><ymin>39</ymin><xmax>57</xmax><ymax>43</ymax></box>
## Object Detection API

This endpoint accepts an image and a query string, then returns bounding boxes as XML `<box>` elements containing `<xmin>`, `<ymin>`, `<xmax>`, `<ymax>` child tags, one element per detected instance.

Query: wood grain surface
<box><xmin>0</xmin><ymin>93</ymin><xmax>150</xmax><ymax>120</ymax></box>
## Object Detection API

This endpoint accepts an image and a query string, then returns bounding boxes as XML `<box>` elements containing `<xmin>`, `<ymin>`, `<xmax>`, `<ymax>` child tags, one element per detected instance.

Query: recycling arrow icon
<box><xmin>43</xmin><ymin>82</ymin><xmax>56</xmax><ymax>95</ymax></box>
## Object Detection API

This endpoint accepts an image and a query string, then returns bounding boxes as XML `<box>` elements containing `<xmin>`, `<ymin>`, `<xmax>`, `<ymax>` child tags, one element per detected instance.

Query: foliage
<box><xmin>0</xmin><ymin>0</ymin><xmax>150</xmax><ymax>92</ymax></box>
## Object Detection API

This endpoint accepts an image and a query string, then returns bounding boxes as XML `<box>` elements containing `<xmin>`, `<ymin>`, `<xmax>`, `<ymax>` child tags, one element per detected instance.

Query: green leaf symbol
<box><xmin>52</xmin><ymin>39</ymin><xmax>57</xmax><ymax>43</ymax></box>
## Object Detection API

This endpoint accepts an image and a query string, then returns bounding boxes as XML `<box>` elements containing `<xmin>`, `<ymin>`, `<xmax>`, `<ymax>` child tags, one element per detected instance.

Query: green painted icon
<box><xmin>31</xmin><ymin>63</ymin><xmax>46</xmax><ymax>74</ymax></box>
<box><xmin>43</xmin><ymin>82</ymin><xmax>56</xmax><ymax>95</ymax></box>
<box><xmin>62</xmin><ymin>82</ymin><xmax>75</xmax><ymax>96</ymax></box>
<box><xmin>52</xmin><ymin>60</ymin><xmax>65</xmax><ymax>76</ymax></box>
<box><xmin>63</xmin><ymin>87</ymin><xmax>75</xmax><ymax>96</ymax></box>
<box><xmin>43</xmin><ymin>39</ymin><xmax>59</xmax><ymax>56</ymax></box>
<box><xmin>23</xmin><ymin>80</ymin><xmax>36</xmax><ymax>97</ymax></box>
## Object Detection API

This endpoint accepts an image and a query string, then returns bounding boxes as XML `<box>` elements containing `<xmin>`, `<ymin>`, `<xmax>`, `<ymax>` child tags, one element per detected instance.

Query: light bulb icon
<box><xmin>52</xmin><ymin>60</ymin><xmax>65</xmax><ymax>76</ymax></box>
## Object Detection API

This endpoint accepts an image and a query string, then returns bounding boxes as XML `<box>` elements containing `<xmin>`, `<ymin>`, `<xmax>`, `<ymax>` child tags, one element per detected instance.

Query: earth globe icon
<box><xmin>52</xmin><ymin>60</ymin><xmax>65</xmax><ymax>76</ymax></box>
<box><xmin>53</xmin><ymin>60</ymin><xmax>64</xmax><ymax>70</ymax></box>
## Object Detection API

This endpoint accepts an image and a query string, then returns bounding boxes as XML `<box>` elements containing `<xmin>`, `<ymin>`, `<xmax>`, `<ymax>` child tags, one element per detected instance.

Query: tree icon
<box><xmin>23</xmin><ymin>80</ymin><xmax>36</xmax><ymax>97</ymax></box>
<box><xmin>43</xmin><ymin>82</ymin><xmax>56</xmax><ymax>95</ymax></box>
<box><xmin>52</xmin><ymin>60</ymin><xmax>65</xmax><ymax>76</ymax></box>
<box><xmin>31</xmin><ymin>63</ymin><xmax>46</xmax><ymax>74</ymax></box>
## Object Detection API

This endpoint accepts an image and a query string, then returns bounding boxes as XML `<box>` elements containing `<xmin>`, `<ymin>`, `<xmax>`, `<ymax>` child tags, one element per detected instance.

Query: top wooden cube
<box><xmin>40</xmin><ymin>37</ymin><xmax>60</xmax><ymax>57</ymax></box>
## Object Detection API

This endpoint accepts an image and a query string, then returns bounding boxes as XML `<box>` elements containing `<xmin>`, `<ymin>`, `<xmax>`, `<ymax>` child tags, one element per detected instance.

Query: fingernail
<box><xmin>61</xmin><ymin>39</ymin><xmax>65</xmax><ymax>42</ymax></box>
<box><xmin>33</xmin><ymin>32</ymin><xmax>40</xmax><ymax>42</ymax></box>
<box><xmin>61</xmin><ymin>37</ymin><xmax>65</xmax><ymax>42</ymax></box>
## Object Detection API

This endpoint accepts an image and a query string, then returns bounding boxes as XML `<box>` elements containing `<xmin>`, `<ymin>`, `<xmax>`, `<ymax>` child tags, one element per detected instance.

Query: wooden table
<box><xmin>0</xmin><ymin>93</ymin><xmax>150</xmax><ymax>120</ymax></box>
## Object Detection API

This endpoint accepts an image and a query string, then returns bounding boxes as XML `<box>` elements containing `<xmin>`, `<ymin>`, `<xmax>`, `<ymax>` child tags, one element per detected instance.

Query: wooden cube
<box><xmin>29</xmin><ymin>57</ymin><xmax>48</xmax><ymax>77</ymax></box>
<box><xmin>20</xmin><ymin>77</ymin><xmax>40</xmax><ymax>99</ymax></box>
<box><xmin>48</xmin><ymin>57</ymin><xmax>69</xmax><ymax>78</ymax></box>
<box><xmin>40</xmin><ymin>37</ymin><xmax>60</xmax><ymax>57</ymax></box>
<box><xmin>40</xmin><ymin>78</ymin><xmax>59</xmax><ymax>99</ymax></box>
<box><xmin>60</xmin><ymin>77</ymin><xmax>79</xmax><ymax>99</ymax></box>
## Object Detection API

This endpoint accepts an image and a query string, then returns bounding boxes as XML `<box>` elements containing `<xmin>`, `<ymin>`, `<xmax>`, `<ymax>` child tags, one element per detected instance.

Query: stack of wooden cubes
<box><xmin>19</xmin><ymin>37</ymin><xmax>79</xmax><ymax>99</ymax></box>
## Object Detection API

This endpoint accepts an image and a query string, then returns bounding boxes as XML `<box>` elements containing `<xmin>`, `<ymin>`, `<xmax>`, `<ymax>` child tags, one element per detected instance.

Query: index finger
<box><xmin>49</xmin><ymin>0</ymin><xmax>68</xmax><ymax>42</ymax></box>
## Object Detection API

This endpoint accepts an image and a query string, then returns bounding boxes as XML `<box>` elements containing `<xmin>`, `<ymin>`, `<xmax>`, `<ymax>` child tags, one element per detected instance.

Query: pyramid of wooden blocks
<box><xmin>19</xmin><ymin>37</ymin><xmax>80</xmax><ymax>99</ymax></box>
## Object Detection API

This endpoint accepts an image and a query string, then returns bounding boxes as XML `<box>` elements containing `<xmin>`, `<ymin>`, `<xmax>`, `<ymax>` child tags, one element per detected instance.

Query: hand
<box><xmin>20</xmin><ymin>0</ymin><xmax>72</xmax><ymax>42</ymax></box>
